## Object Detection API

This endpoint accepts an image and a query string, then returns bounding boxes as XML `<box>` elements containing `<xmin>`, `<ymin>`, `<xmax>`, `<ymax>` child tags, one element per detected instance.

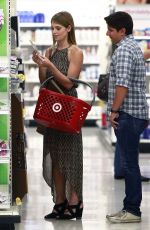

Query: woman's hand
<box><xmin>32</xmin><ymin>51</ymin><xmax>51</xmax><ymax>67</ymax></box>
<box><xmin>32</xmin><ymin>51</ymin><xmax>43</xmax><ymax>65</ymax></box>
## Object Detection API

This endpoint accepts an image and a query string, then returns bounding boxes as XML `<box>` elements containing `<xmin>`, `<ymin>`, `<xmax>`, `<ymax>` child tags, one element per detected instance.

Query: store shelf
<box><xmin>0</xmin><ymin>205</ymin><xmax>21</xmax><ymax>224</ymax></box>
<box><xmin>0</xmin><ymin>73</ymin><xmax>9</xmax><ymax>78</ymax></box>
<box><xmin>23</xmin><ymin>60</ymin><xmax>100</xmax><ymax>65</ymax></box>
<box><xmin>24</xmin><ymin>96</ymin><xmax>36</xmax><ymax>102</ymax></box>
<box><xmin>0</xmin><ymin>0</ymin><xmax>22</xmax><ymax>225</ymax></box>
<box><xmin>140</xmin><ymin>139</ymin><xmax>150</xmax><ymax>143</ymax></box>
<box><xmin>19</xmin><ymin>22</ymin><xmax>100</xmax><ymax>29</ymax></box>
<box><xmin>0</xmin><ymin>185</ymin><xmax>10</xmax><ymax>209</ymax></box>
<box><xmin>0</xmin><ymin>160</ymin><xmax>10</xmax><ymax>165</ymax></box>
<box><xmin>0</xmin><ymin>0</ymin><xmax>11</xmax><ymax>216</ymax></box>
<box><xmin>21</xmin><ymin>42</ymin><xmax>100</xmax><ymax>47</ymax></box>
<box><xmin>0</xmin><ymin>157</ymin><xmax>10</xmax><ymax>164</ymax></box>
<box><xmin>0</xmin><ymin>111</ymin><xmax>9</xmax><ymax>115</ymax></box>
<box><xmin>19</xmin><ymin>22</ymin><xmax>50</xmax><ymax>28</ymax></box>
<box><xmin>25</xmin><ymin>79</ymin><xmax>98</xmax><ymax>84</ymax></box>
<box><xmin>134</xmin><ymin>36</ymin><xmax>150</xmax><ymax>40</ymax></box>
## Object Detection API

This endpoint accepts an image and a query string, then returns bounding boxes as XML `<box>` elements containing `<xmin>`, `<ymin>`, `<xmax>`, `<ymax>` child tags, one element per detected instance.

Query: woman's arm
<box><xmin>67</xmin><ymin>46</ymin><xmax>83</xmax><ymax>80</ymax></box>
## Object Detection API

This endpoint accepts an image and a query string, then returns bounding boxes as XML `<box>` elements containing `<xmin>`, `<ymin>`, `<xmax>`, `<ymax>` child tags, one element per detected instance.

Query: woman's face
<box><xmin>51</xmin><ymin>21</ymin><xmax>70</xmax><ymax>42</ymax></box>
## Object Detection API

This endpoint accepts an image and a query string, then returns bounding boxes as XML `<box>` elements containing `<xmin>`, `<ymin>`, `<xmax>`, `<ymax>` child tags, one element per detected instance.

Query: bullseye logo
<box><xmin>52</xmin><ymin>103</ymin><xmax>62</xmax><ymax>112</ymax></box>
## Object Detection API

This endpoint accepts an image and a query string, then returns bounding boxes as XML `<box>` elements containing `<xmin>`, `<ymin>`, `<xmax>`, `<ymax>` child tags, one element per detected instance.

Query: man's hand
<box><xmin>109</xmin><ymin>112</ymin><xmax>119</xmax><ymax>129</ymax></box>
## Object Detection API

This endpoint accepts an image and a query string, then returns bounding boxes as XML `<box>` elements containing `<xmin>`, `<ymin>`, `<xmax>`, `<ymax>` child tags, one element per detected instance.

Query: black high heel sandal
<box><xmin>44</xmin><ymin>199</ymin><xmax>68</xmax><ymax>219</ymax></box>
<box><xmin>58</xmin><ymin>201</ymin><xmax>83</xmax><ymax>220</ymax></box>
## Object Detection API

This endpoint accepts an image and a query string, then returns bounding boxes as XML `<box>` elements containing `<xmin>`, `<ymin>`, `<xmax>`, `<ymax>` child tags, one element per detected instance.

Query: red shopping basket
<box><xmin>33</xmin><ymin>77</ymin><xmax>95</xmax><ymax>133</ymax></box>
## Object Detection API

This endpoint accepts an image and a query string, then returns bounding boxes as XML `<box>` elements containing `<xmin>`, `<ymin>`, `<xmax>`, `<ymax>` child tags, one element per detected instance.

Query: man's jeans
<box><xmin>114</xmin><ymin>112</ymin><xmax>148</xmax><ymax>216</ymax></box>
<box><xmin>114</xmin><ymin>142</ymin><xmax>124</xmax><ymax>177</ymax></box>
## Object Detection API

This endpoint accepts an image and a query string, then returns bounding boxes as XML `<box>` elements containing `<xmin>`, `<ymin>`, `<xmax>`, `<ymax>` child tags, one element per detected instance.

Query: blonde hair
<box><xmin>51</xmin><ymin>11</ymin><xmax>76</xmax><ymax>46</ymax></box>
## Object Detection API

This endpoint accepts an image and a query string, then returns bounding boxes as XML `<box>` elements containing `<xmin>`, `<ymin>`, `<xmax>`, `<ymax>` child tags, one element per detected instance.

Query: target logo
<box><xmin>52</xmin><ymin>103</ymin><xmax>62</xmax><ymax>112</ymax></box>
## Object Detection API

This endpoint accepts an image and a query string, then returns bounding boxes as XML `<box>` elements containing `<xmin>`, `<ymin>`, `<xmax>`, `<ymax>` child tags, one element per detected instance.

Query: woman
<box><xmin>32</xmin><ymin>11</ymin><xmax>83</xmax><ymax>220</ymax></box>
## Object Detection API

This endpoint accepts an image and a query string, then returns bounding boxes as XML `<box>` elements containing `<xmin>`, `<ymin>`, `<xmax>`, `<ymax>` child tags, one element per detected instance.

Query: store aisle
<box><xmin>15</xmin><ymin>127</ymin><xmax>150</xmax><ymax>230</ymax></box>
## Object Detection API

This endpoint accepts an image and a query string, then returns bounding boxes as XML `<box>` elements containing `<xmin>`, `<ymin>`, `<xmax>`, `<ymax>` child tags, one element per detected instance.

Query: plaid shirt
<box><xmin>107</xmin><ymin>34</ymin><xmax>149</xmax><ymax>120</ymax></box>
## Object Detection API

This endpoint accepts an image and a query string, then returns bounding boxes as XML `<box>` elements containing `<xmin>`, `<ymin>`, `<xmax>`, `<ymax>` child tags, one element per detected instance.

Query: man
<box><xmin>104</xmin><ymin>11</ymin><xmax>149</xmax><ymax>223</ymax></box>
<box><xmin>114</xmin><ymin>50</ymin><xmax>150</xmax><ymax>182</ymax></box>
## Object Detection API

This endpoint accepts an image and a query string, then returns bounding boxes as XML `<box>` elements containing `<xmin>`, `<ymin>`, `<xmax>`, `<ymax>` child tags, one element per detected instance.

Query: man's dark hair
<box><xmin>104</xmin><ymin>11</ymin><xmax>133</xmax><ymax>35</ymax></box>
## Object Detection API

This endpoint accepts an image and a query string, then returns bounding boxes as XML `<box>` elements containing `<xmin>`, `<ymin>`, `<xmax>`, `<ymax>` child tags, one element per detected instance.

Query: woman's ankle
<box><xmin>55</xmin><ymin>197</ymin><xmax>67</xmax><ymax>204</ymax></box>
<box><xmin>68</xmin><ymin>200</ymin><xmax>83</xmax><ymax>208</ymax></box>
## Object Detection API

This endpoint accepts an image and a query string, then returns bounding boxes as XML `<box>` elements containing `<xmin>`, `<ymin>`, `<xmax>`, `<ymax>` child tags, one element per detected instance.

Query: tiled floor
<box><xmin>15</xmin><ymin>127</ymin><xmax>150</xmax><ymax>230</ymax></box>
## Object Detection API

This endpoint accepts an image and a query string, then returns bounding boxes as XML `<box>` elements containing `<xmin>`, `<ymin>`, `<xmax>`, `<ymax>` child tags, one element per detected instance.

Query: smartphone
<box><xmin>30</xmin><ymin>40</ymin><xmax>44</xmax><ymax>61</ymax></box>
<box><xmin>29</xmin><ymin>40</ymin><xmax>39</xmax><ymax>52</ymax></box>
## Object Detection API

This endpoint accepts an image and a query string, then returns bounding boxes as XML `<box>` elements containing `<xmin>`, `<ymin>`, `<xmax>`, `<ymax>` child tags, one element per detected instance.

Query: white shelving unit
<box><xmin>0</xmin><ymin>0</ymin><xmax>12</xmax><ymax>213</ymax></box>
<box><xmin>0</xmin><ymin>0</ymin><xmax>20</xmax><ymax>227</ymax></box>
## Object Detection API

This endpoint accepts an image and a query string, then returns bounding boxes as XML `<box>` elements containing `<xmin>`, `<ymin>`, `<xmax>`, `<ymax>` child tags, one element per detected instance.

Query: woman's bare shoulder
<box><xmin>69</xmin><ymin>45</ymin><xmax>82</xmax><ymax>53</ymax></box>
<box><xmin>69</xmin><ymin>45</ymin><xmax>83</xmax><ymax>58</ymax></box>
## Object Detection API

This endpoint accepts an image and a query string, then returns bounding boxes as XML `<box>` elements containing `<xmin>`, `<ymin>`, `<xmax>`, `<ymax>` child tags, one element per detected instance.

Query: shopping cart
<box><xmin>33</xmin><ymin>76</ymin><xmax>95</xmax><ymax>133</ymax></box>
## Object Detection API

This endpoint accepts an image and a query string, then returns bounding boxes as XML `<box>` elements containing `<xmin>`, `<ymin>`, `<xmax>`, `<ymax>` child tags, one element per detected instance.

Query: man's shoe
<box><xmin>114</xmin><ymin>175</ymin><xmax>150</xmax><ymax>182</ymax></box>
<box><xmin>114</xmin><ymin>176</ymin><xmax>124</xmax><ymax>180</ymax></box>
<box><xmin>141</xmin><ymin>176</ymin><xmax>150</xmax><ymax>182</ymax></box>
<box><xmin>106</xmin><ymin>210</ymin><xmax>141</xmax><ymax>223</ymax></box>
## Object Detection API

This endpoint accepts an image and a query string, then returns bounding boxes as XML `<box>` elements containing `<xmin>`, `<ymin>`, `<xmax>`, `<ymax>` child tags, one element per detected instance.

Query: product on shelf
<box><xmin>0</xmin><ymin>4</ymin><xmax>8</xmax><ymax>56</ymax></box>
<box><xmin>0</xmin><ymin>66</ymin><xmax>9</xmax><ymax>74</ymax></box>
<box><xmin>0</xmin><ymin>140</ymin><xmax>8</xmax><ymax>156</ymax></box>
<box><xmin>17</xmin><ymin>11</ymin><xmax>45</xmax><ymax>23</ymax></box>
<box><xmin>0</xmin><ymin>193</ymin><xmax>7</xmax><ymax>204</ymax></box>
<box><xmin>0</xmin><ymin>9</ymin><xmax>4</xmax><ymax>31</ymax></box>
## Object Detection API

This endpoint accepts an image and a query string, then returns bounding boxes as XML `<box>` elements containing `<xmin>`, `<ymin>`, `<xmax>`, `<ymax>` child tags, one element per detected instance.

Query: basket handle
<box><xmin>69</xmin><ymin>77</ymin><xmax>95</xmax><ymax>106</ymax></box>
<box><xmin>40</xmin><ymin>76</ymin><xmax>65</xmax><ymax>94</ymax></box>
<box><xmin>40</xmin><ymin>76</ymin><xmax>95</xmax><ymax>106</ymax></box>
